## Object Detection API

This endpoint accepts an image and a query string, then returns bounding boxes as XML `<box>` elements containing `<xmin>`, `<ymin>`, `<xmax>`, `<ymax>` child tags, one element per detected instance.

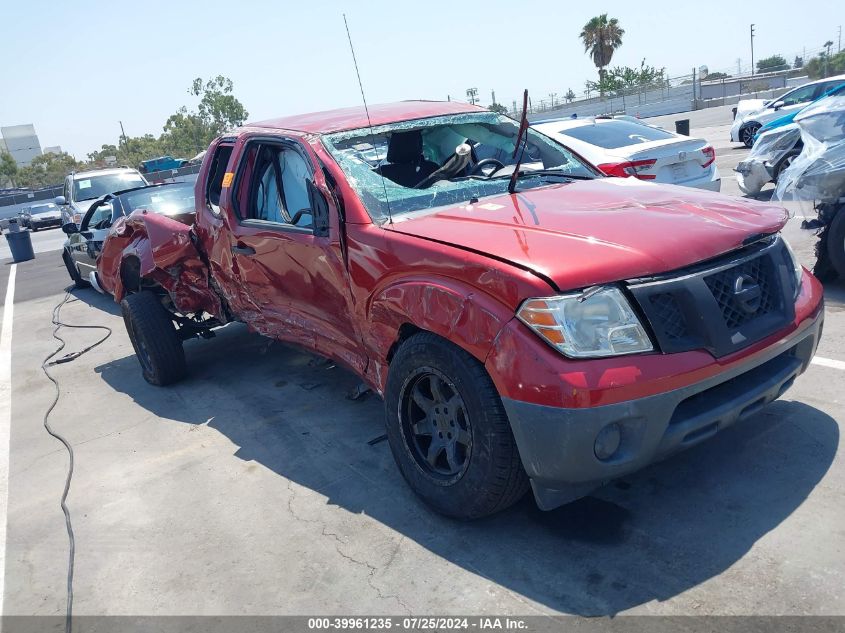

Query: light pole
<box><xmin>750</xmin><ymin>24</ymin><xmax>755</xmax><ymax>76</ymax></box>
<box><xmin>824</xmin><ymin>40</ymin><xmax>834</xmax><ymax>76</ymax></box>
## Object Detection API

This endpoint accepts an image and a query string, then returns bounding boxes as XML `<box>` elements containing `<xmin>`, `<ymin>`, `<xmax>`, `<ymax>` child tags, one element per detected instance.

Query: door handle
<box><xmin>231</xmin><ymin>244</ymin><xmax>256</xmax><ymax>256</ymax></box>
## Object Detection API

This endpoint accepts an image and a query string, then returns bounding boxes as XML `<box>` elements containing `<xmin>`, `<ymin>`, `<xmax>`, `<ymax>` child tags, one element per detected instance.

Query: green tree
<box><xmin>793</xmin><ymin>56</ymin><xmax>803</xmax><ymax>69</ymax></box>
<box><xmin>756</xmin><ymin>54</ymin><xmax>789</xmax><ymax>72</ymax></box>
<box><xmin>580</xmin><ymin>14</ymin><xmax>625</xmax><ymax>96</ymax></box>
<box><xmin>159</xmin><ymin>76</ymin><xmax>249</xmax><ymax>156</ymax></box>
<box><xmin>806</xmin><ymin>50</ymin><xmax>845</xmax><ymax>78</ymax></box>
<box><xmin>0</xmin><ymin>151</ymin><xmax>18</xmax><ymax>187</ymax></box>
<box><xmin>16</xmin><ymin>152</ymin><xmax>79</xmax><ymax>188</ymax></box>
<box><xmin>586</xmin><ymin>59</ymin><xmax>665</xmax><ymax>97</ymax></box>
<box><xmin>488</xmin><ymin>103</ymin><xmax>508</xmax><ymax>114</ymax></box>
<box><xmin>706</xmin><ymin>71</ymin><xmax>731</xmax><ymax>80</ymax></box>
<box><xmin>81</xmin><ymin>75</ymin><xmax>249</xmax><ymax>170</ymax></box>
<box><xmin>565</xmin><ymin>89</ymin><xmax>576</xmax><ymax>103</ymax></box>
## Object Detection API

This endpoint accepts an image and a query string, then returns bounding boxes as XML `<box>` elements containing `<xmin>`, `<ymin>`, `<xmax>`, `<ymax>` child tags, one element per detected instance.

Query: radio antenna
<box><xmin>343</xmin><ymin>14</ymin><xmax>393</xmax><ymax>225</ymax></box>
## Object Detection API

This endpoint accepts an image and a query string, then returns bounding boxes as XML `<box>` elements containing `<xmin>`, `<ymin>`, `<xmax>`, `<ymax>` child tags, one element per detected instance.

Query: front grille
<box><xmin>704</xmin><ymin>255</ymin><xmax>778</xmax><ymax>328</ymax></box>
<box><xmin>628</xmin><ymin>238</ymin><xmax>795</xmax><ymax>358</ymax></box>
<box><xmin>649</xmin><ymin>293</ymin><xmax>688</xmax><ymax>340</ymax></box>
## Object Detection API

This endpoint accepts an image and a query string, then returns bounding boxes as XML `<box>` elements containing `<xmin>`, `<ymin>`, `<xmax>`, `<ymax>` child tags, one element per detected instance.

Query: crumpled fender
<box><xmin>101</xmin><ymin>211</ymin><xmax>222</xmax><ymax>316</ymax></box>
<box><xmin>364</xmin><ymin>276</ymin><xmax>512</xmax><ymax>392</ymax></box>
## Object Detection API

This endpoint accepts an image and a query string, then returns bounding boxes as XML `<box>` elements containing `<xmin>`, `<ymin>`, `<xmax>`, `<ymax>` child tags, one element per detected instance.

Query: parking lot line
<box><xmin>811</xmin><ymin>356</ymin><xmax>845</xmax><ymax>371</ymax></box>
<box><xmin>0</xmin><ymin>263</ymin><xmax>17</xmax><ymax>617</ymax></box>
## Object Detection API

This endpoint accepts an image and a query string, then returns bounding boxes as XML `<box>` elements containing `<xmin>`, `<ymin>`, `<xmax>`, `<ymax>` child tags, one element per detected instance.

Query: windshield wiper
<box><xmin>513</xmin><ymin>169</ymin><xmax>594</xmax><ymax>181</ymax></box>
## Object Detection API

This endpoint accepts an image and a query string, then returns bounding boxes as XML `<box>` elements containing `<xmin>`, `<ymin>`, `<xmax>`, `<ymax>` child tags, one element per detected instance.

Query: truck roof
<box><xmin>247</xmin><ymin>100</ymin><xmax>485</xmax><ymax>135</ymax></box>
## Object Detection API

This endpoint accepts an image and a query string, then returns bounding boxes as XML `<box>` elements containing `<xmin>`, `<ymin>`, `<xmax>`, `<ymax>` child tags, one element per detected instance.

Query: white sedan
<box><xmin>533</xmin><ymin>117</ymin><xmax>721</xmax><ymax>191</ymax></box>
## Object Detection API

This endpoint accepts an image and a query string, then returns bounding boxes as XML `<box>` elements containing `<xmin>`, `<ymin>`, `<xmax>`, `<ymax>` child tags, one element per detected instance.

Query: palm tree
<box><xmin>580</xmin><ymin>14</ymin><xmax>625</xmax><ymax>96</ymax></box>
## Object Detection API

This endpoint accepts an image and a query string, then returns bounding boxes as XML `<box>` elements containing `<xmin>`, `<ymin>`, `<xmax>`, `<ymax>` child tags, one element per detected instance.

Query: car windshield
<box><xmin>73</xmin><ymin>173</ymin><xmax>146</xmax><ymax>201</ymax></box>
<box><xmin>323</xmin><ymin>112</ymin><xmax>596</xmax><ymax>221</ymax></box>
<box><xmin>555</xmin><ymin>120</ymin><xmax>676</xmax><ymax>149</ymax></box>
<box><xmin>117</xmin><ymin>183</ymin><xmax>195</xmax><ymax>215</ymax></box>
<box><xmin>29</xmin><ymin>203</ymin><xmax>57</xmax><ymax>214</ymax></box>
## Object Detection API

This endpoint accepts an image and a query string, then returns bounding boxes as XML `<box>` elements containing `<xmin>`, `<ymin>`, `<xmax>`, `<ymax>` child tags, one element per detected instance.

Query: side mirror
<box><xmin>54</xmin><ymin>195</ymin><xmax>67</xmax><ymax>206</ymax></box>
<box><xmin>307</xmin><ymin>179</ymin><xmax>330</xmax><ymax>238</ymax></box>
<box><xmin>772</xmin><ymin>100</ymin><xmax>785</xmax><ymax>111</ymax></box>
<box><xmin>62</xmin><ymin>223</ymin><xmax>80</xmax><ymax>235</ymax></box>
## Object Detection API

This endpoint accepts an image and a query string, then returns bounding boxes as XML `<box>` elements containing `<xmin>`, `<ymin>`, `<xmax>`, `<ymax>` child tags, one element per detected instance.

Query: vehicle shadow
<box><xmin>93</xmin><ymin>324</ymin><xmax>838</xmax><ymax>616</ymax></box>
<box><xmin>822</xmin><ymin>278</ymin><xmax>845</xmax><ymax>309</ymax></box>
<box><xmin>68</xmin><ymin>286</ymin><xmax>122</xmax><ymax>317</ymax></box>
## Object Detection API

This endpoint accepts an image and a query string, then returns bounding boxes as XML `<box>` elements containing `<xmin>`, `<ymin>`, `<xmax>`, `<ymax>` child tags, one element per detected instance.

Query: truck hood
<box><xmin>386</xmin><ymin>178</ymin><xmax>788</xmax><ymax>291</ymax></box>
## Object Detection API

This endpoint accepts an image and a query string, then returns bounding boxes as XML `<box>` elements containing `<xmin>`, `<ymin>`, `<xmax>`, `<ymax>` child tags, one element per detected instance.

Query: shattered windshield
<box><xmin>323</xmin><ymin>112</ymin><xmax>596</xmax><ymax>221</ymax></box>
<box><xmin>118</xmin><ymin>183</ymin><xmax>195</xmax><ymax>215</ymax></box>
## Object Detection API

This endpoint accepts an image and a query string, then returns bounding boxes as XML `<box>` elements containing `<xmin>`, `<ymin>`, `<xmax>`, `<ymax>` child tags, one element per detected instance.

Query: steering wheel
<box><xmin>471</xmin><ymin>158</ymin><xmax>506</xmax><ymax>177</ymax></box>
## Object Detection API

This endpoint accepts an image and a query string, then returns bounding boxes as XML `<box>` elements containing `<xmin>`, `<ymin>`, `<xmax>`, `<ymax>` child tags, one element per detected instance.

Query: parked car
<box><xmin>18</xmin><ymin>202</ymin><xmax>63</xmax><ymax>231</ymax></box>
<box><xmin>101</xmin><ymin>101</ymin><xmax>822</xmax><ymax>519</ymax></box>
<box><xmin>730</xmin><ymin>75</ymin><xmax>845</xmax><ymax>147</ymax></box>
<box><xmin>139</xmin><ymin>156</ymin><xmax>189</xmax><ymax>173</ymax></box>
<box><xmin>533</xmin><ymin>117</ymin><xmax>720</xmax><ymax>191</ymax></box>
<box><xmin>736</xmin><ymin>85</ymin><xmax>845</xmax><ymax>196</ymax></box>
<box><xmin>55</xmin><ymin>167</ymin><xmax>148</xmax><ymax>226</ymax></box>
<box><xmin>735</xmin><ymin>124</ymin><xmax>803</xmax><ymax>196</ymax></box>
<box><xmin>753</xmin><ymin>83</ymin><xmax>845</xmax><ymax>144</ymax></box>
<box><xmin>775</xmin><ymin>92</ymin><xmax>845</xmax><ymax>279</ymax></box>
<box><xmin>62</xmin><ymin>182</ymin><xmax>195</xmax><ymax>289</ymax></box>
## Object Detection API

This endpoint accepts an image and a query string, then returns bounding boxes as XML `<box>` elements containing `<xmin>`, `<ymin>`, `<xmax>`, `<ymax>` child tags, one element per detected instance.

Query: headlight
<box><xmin>517</xmin><ymin>286</ymin><xmax>654</xmax><ymax>358</ymax></box>
<box><xmin>781</xmin><ymin>234</ymin><xmax>804</xmax><ymax>298</ymax></box>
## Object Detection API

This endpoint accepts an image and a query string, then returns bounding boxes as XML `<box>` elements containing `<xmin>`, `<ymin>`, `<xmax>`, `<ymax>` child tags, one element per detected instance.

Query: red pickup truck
<box><xmin>98</xmin><ymin>101</ymin><xmax>824</xmax><ymax>519</ymax></box>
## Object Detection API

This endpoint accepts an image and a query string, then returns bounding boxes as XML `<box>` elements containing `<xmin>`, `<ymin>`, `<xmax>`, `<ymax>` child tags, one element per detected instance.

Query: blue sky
<box><xmin>2</xmin><ymin>0</ymin><xmax>840</xmax><ymax>158</ymax></box>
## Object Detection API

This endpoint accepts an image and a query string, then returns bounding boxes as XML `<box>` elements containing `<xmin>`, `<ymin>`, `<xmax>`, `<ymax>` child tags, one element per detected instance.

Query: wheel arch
<box><xmin>366</xmin><ymin>278</ymin><xmax>515</xmax><ymax>394</ymax></box>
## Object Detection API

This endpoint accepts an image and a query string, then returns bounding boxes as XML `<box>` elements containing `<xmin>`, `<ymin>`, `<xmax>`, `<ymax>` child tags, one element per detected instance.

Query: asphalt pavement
<box><xmin>0</xmin><ymin>106</ymin><xmax>843</xmax><ymax>620</ymax></box>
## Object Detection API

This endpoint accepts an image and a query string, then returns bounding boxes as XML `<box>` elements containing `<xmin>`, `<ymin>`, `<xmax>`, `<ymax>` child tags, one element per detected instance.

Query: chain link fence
<box><xmin>0</xmin><ymin>164</ymin><xmax>202</xmax><ymax>209</ymax></box>
<box><xmin>522</xmin><ymin>68</ymin><xmax>810</xmax><ymax>122</ymax></box>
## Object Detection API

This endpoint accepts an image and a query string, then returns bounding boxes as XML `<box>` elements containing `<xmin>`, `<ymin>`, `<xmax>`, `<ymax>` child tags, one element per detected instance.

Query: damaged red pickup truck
<box><xmin>98</xmin><ymin>101</ymin><xmax>824</xmax><ymax>518</ymax></box>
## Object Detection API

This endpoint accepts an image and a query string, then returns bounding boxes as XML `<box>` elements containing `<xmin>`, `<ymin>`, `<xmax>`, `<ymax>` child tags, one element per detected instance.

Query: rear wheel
<box><xmin>384</xmin><ymin>332</ymin><xmax>528</xmax><ymax>519</ymax></box>
<box><xmin>826</xmin><ymin>210</ymin><xmax>845</xmax><ymax>280</ymax></box>
<box><xmin>121</xmin><ymin>291</ymin><xmax>186</xmax><ymax>386</ymax></box>
<box><xmin>741</xmin><ymin>122</ymin><xmax>761</xmax><ymax>148</ymax></box>
<box><xmin>62</xmin><ymin>250</ymin><xmax>88</xmax><ymax>289</ymax></box>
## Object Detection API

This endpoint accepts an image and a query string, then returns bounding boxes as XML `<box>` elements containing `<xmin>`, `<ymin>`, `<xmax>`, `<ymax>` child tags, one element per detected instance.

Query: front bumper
<box><xmin>31</xmin><ymin>217</ymin><xmax>63</xmax><ymax>229</ymax></box>
<box><xmin>500</xmin><ymin>305</ymin><xmax>823</xmax><ymax>510</ymax></box>
<box><xmin>730</xmin><ymin>120</ymin><xmax>742</xmax><ymax>143</ymax></box>
<box><xmin>735</xmin><ymin>161</ymin><xmax>772</xmax><ymax>195</ymax></box>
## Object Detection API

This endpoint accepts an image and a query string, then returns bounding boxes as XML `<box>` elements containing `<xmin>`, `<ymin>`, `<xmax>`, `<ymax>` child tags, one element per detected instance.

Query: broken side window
<box><xmin>206</xmin><ymin>143</ymin><xmax>235</xmax><ymax>215</ymax></box>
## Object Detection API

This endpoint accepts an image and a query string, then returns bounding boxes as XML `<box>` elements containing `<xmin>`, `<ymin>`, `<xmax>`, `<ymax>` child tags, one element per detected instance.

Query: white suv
<box><xmin>730</xmin><ymin>75</ymin><xmax>845</xmax><ymax>147</ymax></box>
<box><xmin>55</xmin><ymin>167</ymin><xmax>147</xmax><ymax>225</ymax></box>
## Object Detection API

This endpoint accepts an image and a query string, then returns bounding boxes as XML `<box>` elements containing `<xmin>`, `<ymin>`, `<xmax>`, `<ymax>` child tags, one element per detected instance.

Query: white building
<box><xmin>1</xmin><ymin>124</ymin><xmax>42</xmax><ymax>166</ymax></box>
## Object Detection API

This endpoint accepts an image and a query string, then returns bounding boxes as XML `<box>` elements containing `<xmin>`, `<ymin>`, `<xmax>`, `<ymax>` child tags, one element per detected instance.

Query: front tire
<box><xmin>62</xmin><ymin>250</ymin><xmax>89</xmax><ymax>289</ymax></box>
<box><xmin>826</xmin><ymin>210</ymin><xmax>845</xmax><ymax>280</ymax></box>
<box><xmin>773</xmin><ymin>149</ymin><xmax>800</xmax><ymax>182</ymax></box>
<box><xmin>741</xmin><ymin>122</ymin><xmax>761</xmax><ymax>148</ymax></box>
<box><xmin>121</xmin><ymin>291</ymin><xmax>186</xmax><ymax>386</ymax></box>
<box><xmin>384</xmin><ymin>332</ymin><xmax>528</xmax><ymax>519</ymax></box>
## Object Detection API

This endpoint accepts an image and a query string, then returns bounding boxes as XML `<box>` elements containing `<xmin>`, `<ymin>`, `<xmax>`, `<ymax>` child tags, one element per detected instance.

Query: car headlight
<box><xmin>517</xmin><ymin>286</ymin><xmax>654</xmax><ymax>358</ymax></box>
<box><xmin>781</xmin><ymin>234</ymin><xmax>804</xmax><ymax>298</ymax></box>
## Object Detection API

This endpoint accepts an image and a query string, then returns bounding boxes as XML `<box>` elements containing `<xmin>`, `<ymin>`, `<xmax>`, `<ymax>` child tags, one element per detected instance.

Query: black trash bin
<box><xmin>675</xmin><ymin>119</ymin><xmax>690</xmax><ymax>136</ymax></box>
<box><xmin>4</xmin><ymin>219</ymin><xmax>35</xmax><ymax>263</ymax></box>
